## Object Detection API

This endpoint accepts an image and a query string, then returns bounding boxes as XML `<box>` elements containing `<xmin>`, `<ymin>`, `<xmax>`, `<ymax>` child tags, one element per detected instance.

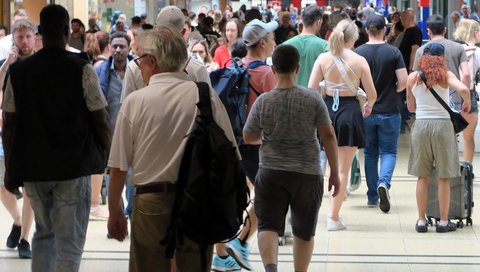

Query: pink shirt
<box><xmin>242</xmin><ymin>57</ymin><xmax>276</xmax><ymax>113</ymax></box>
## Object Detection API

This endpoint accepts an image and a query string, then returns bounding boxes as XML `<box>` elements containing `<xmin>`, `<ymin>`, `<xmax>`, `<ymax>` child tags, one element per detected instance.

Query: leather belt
<box><xmin>136</xmin><ymin>183</ymin><xmax>177</xmax><ymax>194</ymax></box>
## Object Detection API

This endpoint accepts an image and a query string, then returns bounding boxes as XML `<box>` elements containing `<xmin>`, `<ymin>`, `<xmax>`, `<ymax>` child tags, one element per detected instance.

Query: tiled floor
<box><xmin>2</xmin><ymin>128</ymin><xmax>480</xmax><ymax>271</ymax></box>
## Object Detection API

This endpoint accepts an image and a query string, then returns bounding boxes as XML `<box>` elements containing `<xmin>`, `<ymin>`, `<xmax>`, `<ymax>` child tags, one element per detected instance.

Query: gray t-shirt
<box><xmin>244</xmin><ymin>85</ymin><xmax>331</xmax><ymax>175</ymax></box>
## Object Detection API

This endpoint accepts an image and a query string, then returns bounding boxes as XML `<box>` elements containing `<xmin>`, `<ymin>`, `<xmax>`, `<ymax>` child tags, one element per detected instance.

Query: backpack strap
<box><xmin>195</xmin><ymin>81</ymin><xmax>214</xmax><ymax>123</ymax></box>
<box><xmin>246</xmin><ymin>60</ymin><xmax>267</xmax><ymax>97</ymax></box>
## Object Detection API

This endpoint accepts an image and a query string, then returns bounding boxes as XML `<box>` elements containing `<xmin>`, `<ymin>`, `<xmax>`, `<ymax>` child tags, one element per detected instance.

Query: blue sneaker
<box><xmin>211</xmin><ymin>255</ymin><xmax>241</xmax><ymax>272</ymax></box>
<box><xmin>226</xmin><ymin>238</ymin><xmax>252</xmax><ymax>271</ymax></box>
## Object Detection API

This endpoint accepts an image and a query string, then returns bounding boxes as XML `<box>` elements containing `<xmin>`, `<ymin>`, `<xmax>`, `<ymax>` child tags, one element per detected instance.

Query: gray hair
<box><xmin>137</xmin><ymin>25</ymin><xmax>187</xmax><ymax>71</ymax></box>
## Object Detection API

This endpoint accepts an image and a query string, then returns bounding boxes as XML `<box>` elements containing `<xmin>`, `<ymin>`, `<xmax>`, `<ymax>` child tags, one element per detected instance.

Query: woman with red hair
<box><xmin>406</xmin><ymin>43</ymin><xmax>470</xmax><ymax>233</ymax></box>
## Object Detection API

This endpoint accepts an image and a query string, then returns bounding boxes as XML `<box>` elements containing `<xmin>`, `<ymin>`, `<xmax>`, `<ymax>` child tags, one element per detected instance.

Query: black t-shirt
<box><xmin>355</xmin><ymin>43</ymin><xmax>406</xmax><ymax>114</ymax></box>
<box><xmin>398</xmin><ymin>26</ymin><xmax>422</xmax><ymax>70</ymax></box>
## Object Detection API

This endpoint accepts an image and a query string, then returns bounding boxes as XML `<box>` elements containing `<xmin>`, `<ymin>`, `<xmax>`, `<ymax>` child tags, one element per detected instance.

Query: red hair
<box><xmin>416</xmin><ymin>55</ymin><xmax>448</xmax><ymax>87</ymax></box>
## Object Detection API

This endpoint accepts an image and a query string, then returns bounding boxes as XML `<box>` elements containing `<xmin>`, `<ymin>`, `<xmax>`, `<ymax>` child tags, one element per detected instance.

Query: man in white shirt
<box><xmin>0</xmin><ymin>9</ymin><xmax>28</xmax><ymax>60</ymax></box>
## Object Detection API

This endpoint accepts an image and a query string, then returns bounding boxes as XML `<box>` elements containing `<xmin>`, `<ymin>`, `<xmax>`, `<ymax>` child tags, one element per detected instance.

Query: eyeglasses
<box><xmin>133</xmin><ymin>54</ymin><xmax>148</xmax><ymax>67</ymax></box>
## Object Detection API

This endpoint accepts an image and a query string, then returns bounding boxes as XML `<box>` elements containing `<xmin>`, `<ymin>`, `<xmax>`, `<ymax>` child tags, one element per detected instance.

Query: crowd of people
<box><xmin>0</xmin><ymin>2</ymin><xmax>477</xmax><ymax>272</ymax></box>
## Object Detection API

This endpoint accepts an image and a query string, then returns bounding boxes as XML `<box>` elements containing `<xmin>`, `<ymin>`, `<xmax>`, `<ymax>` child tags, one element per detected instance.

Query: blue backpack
<box><xmin>209</xmin><ymin>58</ymin><xmax>267</xmax><ymax>144</ymax></box>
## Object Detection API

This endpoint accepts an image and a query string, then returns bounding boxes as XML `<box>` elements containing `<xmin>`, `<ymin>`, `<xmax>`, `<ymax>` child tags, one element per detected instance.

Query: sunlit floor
<box><xmin>2</xmin><ymin>125</ymin><xmax>480</xmax><ymax>272</ymax></box>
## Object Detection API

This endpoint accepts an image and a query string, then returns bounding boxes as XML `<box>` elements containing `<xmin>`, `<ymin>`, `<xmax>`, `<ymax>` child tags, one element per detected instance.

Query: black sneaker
<box><xmin>6</xmin><ymin>224</ymin><xmax>21</xmax><ymax>248</ymax></box>
<box><xmin>14</xmin><ymin>189</ymin><xmax>23</xmax><ymax>200</ymax></box>
<box><xmin>415</xmin><ymin>220</ymin><xmax>428</xmax><ymax>233</ymax></box>
<box><xmin>377</xmin><ymin>184</ymin><xmax>390</xmax><ymax>213</ymax></box>
<box><xmin>436</xmin><ymin>220</ymin><xmax>457</xmax><ymax>233</ymax></box>
<box><xmin>18</xmin><ymin>239</ymin><xmax>32</xmax><ymax>259</ymax></box>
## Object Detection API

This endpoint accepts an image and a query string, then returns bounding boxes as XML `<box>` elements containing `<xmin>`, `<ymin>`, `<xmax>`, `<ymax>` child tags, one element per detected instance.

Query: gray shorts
<box><xmin>408</xmin><ymin>119</ymin><xmax>460</xmax><ymax>178</ymax></box>
<box><xmin>254</xmin><ymin>168</ymin><xmax>323</xmax><ymax>241</ymax></box>
<box><xmin>452</xmin><ymin>90</ymin><xmax>479</xmax><ymax>114</ymax></box>
<box><xmin>0</xmin><ymin>158</ymin><xmax>4</xmax><ymax>186</ymax></box>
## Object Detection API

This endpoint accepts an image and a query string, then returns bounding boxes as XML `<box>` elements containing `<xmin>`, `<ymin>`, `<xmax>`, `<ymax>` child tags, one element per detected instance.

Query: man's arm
<box><xmin>317</xmin><ymin>124</ymin><xmax>339</xmax><ymax>197</ymax></box>
<box><xmin>107</xmin><ymin>167</ymin><xmax>128</xmax><ymax>241</ymax></box>
<box><xmin>409</xmin><ymin>44</ymin><xmax>420</xmax><ymax>72</ymax></box>
<box><xmin>395</xmin><ymin>68</ymin><xmax>409</xmax><ymax>92</ymax></box>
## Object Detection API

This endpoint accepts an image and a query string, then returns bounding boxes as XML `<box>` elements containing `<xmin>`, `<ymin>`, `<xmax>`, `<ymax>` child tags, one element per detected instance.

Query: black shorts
<box><xmin>254</xmin><ymin>168</ymin><xmax>324</xmax><ymax>241</ymax></box>
<box><xmin>239</xmin><ymin>144</ymin><xmax>260</xmax><ymax>184</ymax></box>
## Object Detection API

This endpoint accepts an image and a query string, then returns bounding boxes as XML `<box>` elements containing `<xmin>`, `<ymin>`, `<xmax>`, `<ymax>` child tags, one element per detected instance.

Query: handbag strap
<box><xmin>332</xmin><ymin>55</ymin><xmax>357</xmax><ymax>95</ymax></box>
<box><xmin>417</xmin><ymin>70</ymin><xmax>454</xmax><ymax>115</ymax></box>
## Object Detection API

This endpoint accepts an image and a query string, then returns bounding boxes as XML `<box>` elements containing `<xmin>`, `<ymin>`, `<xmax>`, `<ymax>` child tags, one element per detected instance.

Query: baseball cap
<box><xmin>243</xmin><ymin>19</ymin><xmax>279</xmax><ymax>47</ymax></box>
<box><xmin>423</xmin><ymin>42</ymin><xmax>445</xmax><ymax>56</ymax></box>
<box><xmin>115</xmin><ymin>18</ymin><xmax>125</xmax><ymax>25</ymax></box>
<box><xmin>156</xmin><ymin>5</ymin><xmax>185</xmax><ymax>33</ymax></box>
<box><xmin>365</xmin><ymin>14</ymin><xmax>386</xmax><ymax>32</ymax></box>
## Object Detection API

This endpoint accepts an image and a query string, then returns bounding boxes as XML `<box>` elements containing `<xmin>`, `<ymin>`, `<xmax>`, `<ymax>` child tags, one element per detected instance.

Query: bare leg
<box><xmin>329</xmin><ymin>146</ymin><xmax>357</xmax><ymax>221</ymax></box>
<box><xmin>20</xmin><ymin>187</ymin><xmax>34</xmax><ymax>240</ymax></box>
<box><xmin>416</xmin><ymin>176</ymin><xmax>429</xmax><ymax>220</ymax></box>
<box><xmin>292</xmin><ymin>236</ymin><xmax>314</xmax><ymax>272</ymax></box>
<box><xmin>462</xmin><ymin>112</ymin><xmax>478</xmax><ymax>163</ymax></box>
<box><xmin>91</xmin><ymin>174</ymin><xmax>103</xmax><ymax>208</ymax></box>
<box><xmin>257</xmin><ymin>231</ymin><xmax>278</xmax><ymax>268</ymax></box>
<box><xmin>0</xmin><ymin>186</ymin><xmax>21</xmax><ymax>225</ymax></box>
<box><xmin>437</xmin><ymin>178</ymin><xmax>450</xmax><ymax>221</ymax></box>
<box><xmin>238</xmin><ymin>203</ymin><xmax>257</xmax><ymax>242</ymax></box>
<box><xmin>90</xmin><ymin>174</ymin><xmax>108</xmax><ymax>219</ymax></box>
<box><xmin>214</xmin><ymin>243</ymin><xmax>229</xmax><ymax>257</ymax></box>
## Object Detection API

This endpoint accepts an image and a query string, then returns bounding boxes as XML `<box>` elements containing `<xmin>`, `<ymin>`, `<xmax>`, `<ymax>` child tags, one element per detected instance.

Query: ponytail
<box><xmin>328</xmin><ymin>19</ymin><xmax>359</xmax><ymax>55</ymax></box>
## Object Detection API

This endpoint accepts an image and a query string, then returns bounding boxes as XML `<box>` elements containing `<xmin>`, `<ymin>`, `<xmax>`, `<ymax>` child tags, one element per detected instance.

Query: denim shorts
<box><xmin>452</xmin><ymin>90</ymin><xmax>479</xmax><ymax>114</ymax></box>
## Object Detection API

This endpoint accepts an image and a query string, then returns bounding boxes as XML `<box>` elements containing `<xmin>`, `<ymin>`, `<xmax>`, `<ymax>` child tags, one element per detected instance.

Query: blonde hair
<box><xmin>328</xmin><ymin>19</ymin><xmax>358</xmax><ymax>55</ymax></box>
<box><xmin>454</xmin><ymin>18</ymin><xmax>480</xmax><ymax>43</ymax></box>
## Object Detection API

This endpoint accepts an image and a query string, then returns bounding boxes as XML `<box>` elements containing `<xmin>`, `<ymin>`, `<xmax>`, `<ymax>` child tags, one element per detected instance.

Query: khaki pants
<box><xmin>129</xmin><ymin>191</ymin><xmax>213</xmax><ymax>272</ymax></box>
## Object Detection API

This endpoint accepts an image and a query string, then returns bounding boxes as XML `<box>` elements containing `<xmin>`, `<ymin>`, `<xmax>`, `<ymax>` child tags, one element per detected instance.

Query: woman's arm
<box><xmin>308</xmin><ymin>54</ymin><xmax>325</xmax><ymax>92</ymax></box>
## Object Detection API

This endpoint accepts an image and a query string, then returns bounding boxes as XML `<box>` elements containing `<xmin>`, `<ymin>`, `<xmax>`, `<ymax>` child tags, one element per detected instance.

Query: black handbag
<box><xmin>417</xmin><ymin>70</ymin><xmax>469</xmax><ymax>134</ymax></box>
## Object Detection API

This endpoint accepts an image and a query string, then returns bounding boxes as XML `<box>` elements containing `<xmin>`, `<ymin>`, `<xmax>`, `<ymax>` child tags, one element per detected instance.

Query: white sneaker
<box><xmin>327</xmin><ymin>217</ymin><xmax>346</xmax><ymax>231</ymax></box>
<box><xmin>90</xmin><ymin>206</ymin><xmax>109</xmax><ymax>221</ymax></box>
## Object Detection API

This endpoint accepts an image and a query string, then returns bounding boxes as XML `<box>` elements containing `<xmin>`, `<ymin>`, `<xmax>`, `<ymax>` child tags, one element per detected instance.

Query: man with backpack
<box><xmin>107</xmin><ymin>25</ymin><xmax>238</xmax><ymax>271</ymax></box>
<box><xmin>211</xmin><ymin>18</ymin><xmax>279</xmax><ymax>271</ymax></box>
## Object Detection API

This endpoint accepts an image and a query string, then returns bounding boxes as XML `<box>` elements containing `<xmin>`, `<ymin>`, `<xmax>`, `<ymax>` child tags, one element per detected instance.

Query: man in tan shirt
<box><xmin>107</xmin><ymin>25</ymin><xmax>236</xmax><ymax>271</ymax></box>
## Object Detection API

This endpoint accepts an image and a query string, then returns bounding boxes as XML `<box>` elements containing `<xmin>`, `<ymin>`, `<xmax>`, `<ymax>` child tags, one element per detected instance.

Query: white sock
<box><xmin>417</xmin><ymin>219</ymin><xmax>427</xmax><ymax>226</ymax></box>
<box><xmin>439</xmin><ymin>220</ymin><xmax>448</xmax><ymax>226</ymax></box>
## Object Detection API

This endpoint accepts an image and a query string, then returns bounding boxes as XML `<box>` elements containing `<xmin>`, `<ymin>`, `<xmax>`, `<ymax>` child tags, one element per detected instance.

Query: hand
<box><xmin>362</xmin><ymin>103</ymin><xmax>372</xmax><ymax>117</ymax></box>
<box><xmin>328</xmin><ymin>174</ymin><xmax>340</xmax><ymax>197</ymax></box>
<box><xmin>6</xmin><ymin>46</ymin><xmax>18</xmax><ymax>66</ymax></box>
<box><xmin>107</xmin><ymin>209</ymin><xmax>128</xmax><ymax>241</ymax></box>
<box><xmin>461</xmin><ymin>100</ymin><xmax>471</xmax><ymax>114</ymax></box>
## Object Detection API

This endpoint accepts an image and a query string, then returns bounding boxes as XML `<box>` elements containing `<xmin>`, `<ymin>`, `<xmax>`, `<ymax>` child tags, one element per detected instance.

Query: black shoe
<box><xmin>18</xmin><ymin>239</ymin><xmax>32</xmax><ymax>259</ymax></box>
<box><xmin>377</xmin><ymin>184</ymin><xmax>390</xmax><ymax>213</ymax></box>
<box><xmin>6</xmin><ymin>224</ymin><xmax>21</xmax><ymax>248</ymax></box>
<box><xmin>436</xmin><ymin>220</ymin><xmax>457</xmax><ymax>233</ymax></box>
<box><xmin>415</xmin><ymin>221</ymin><xmax>428</xmax><ymax>233</ymax></box>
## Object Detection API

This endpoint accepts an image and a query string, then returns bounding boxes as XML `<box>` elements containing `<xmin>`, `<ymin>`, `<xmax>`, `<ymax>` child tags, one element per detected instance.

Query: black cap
<box><xmin>365</xmin><ymin>14</ymin><xmax>386</xmax><ymax>32</ymax></box>
<box><xmin>423</xmin><ymin>42</ymin><xmax>445</xmax><ymax>56</ymax></box>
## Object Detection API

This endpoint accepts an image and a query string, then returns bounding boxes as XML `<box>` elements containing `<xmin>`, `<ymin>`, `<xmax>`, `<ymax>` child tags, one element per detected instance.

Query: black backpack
<box><xmin>161</xmin><ymin>82</ymin><xmax>249</xmax><ymax>270</ymax></box>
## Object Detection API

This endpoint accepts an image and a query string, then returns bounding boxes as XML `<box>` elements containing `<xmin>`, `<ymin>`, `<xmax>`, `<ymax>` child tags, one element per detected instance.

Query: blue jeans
<box><xmin>364</xmin><ymin>113</ymin><xmax>401</xmax><ymax>202</ymax></box>
<box><xmin>25</xmin><ymin>176</ymin><xmax>91</xmax><ymax>272</ymax></box>
<box><xmin>125</xmin><ymin>168</ymin><xmax>135</xmax><ymax>218</ymax></box>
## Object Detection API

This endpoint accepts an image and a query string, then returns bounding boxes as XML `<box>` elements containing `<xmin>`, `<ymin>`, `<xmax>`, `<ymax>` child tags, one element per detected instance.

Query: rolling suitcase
<box><xmin>426</xmin><ymin>161</ymin><xmax>474</xmax><ymax>227</ymax></box>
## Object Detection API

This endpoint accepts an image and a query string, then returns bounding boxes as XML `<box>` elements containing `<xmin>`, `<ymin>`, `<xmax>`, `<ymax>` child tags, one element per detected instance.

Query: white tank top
<box><xmin>413</xmin><ymin>83</ymin><xmax>450</xmax><ymax>119</ymax></box>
